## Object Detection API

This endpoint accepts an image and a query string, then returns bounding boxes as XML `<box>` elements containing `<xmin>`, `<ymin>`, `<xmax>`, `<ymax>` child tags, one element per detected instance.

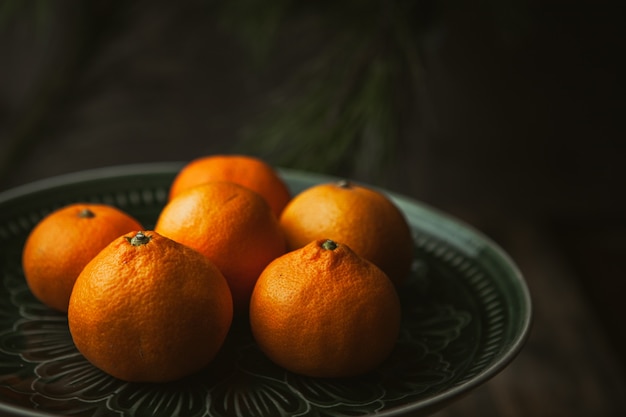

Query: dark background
<box><xmin>1</xmin><ymin>1</ymin><xmax>625</xmax><ymax>415</ymax></box>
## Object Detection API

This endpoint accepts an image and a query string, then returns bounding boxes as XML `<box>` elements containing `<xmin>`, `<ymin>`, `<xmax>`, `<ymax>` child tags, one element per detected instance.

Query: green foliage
<box><xmin>222</xmin><ymin>0</ymin><xmax>431</xmax><ymax>182</ymax></box>
<box><xmin>217</xmin><ymin>0</ymin><xmax>293</xmax><ymax>64</ymax></box>
<box><xmin>0</xmin><ymin>0</ymin><xmax>52</xmax><ymax>31</ymax></box>
<box><xmin>1</xmin><ymin>0</ymin><xmax>440</xmax><ymax>184</ymax></box>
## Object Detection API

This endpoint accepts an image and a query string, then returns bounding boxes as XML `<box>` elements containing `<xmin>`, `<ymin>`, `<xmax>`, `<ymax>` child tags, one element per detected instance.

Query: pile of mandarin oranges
<box><xmin>21</xmin><ymin>154</ymin><xmax>414</xmax><ymax>382</ymax></box>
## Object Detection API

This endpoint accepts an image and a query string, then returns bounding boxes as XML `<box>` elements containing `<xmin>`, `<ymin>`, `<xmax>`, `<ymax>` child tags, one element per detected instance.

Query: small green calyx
<box><xmin>78</xmin><ymin>208</ymin><xmax>95</xmax><ymax>218</ymax></box>
<box><xmin>321</xmin><ymin>239</ymin><xmax>338</xmax><ymax>251</ymax></box>
<box><xmin>336</xmin><ymin>180</ymin><xmax>352</xmax><ymax>189</ymax></box>
<box><xmin>126</xmin><ymin>231</ymin><xmax>152</xmax><ymax>246</ymax></box>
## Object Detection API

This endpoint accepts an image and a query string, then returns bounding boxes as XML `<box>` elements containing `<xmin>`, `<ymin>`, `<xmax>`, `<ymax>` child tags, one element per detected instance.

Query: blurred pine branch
<box><xmin>220</xmin><ymin>0</ymin><xmax>436</xmax><ymax>183</ymax></box>
<box><xmin>0</xmin><ymin>0</ymin><xmax>52</xmax><ymax>31</ymax></box>
<box><xmin>217</xmin><ymin>0</ymin><xmax>293</xmax><ymax>65</ymax></box>
<box><xmin>1</xmin><ymin>0</ymin><xmax>532</xmax><ymax>186</ymax></box>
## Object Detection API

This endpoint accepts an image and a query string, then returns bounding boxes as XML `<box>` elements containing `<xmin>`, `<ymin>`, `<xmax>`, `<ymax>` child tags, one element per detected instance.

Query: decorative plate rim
<box><xmin>0</xmin><ymin>162</ymin><xmax>533</xmax><ymax>417</ymax></box>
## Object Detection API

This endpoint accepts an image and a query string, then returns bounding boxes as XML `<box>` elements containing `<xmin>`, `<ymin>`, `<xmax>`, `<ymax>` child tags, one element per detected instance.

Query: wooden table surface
<box><xmin>430</xmin><ymin>216</ymin><xmax>626</xmax><ymax>417</ymax></box>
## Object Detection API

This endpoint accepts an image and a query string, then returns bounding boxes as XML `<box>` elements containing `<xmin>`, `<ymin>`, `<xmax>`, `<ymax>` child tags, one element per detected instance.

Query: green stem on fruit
<box><xmin>126</xmin><ymin>231</ymin><xmax>151</xmax><ymax>246</ymax></box>
<box><xmin>336</xmin><ymin>180</ymin><xmax>352</xmax><ymax>189</ymax></box>
<box><xmin>321</xmin><ymin>239</ymin><xmax>338</xmax><ymax>250</ymax></box>
<box><xmin>78</xmin><ymin>208</ymin><xmax>95</xmax><ymax>218</ymax></box>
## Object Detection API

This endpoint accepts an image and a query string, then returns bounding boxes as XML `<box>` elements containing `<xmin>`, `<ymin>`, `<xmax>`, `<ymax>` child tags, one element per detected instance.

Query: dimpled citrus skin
<box><xmin>279</xmin><ymin>181</ymin><xmax>414</xmax><ymax>286</ymax></box>
<box><xmin>168</xmin><ymin>154</ymin><xmax>292</xmax><ymax>218</ymax></box>
<box><xmin>68</xmin><ymin>231</ymin><xmax>233</xmax><ymax>383</ymax></box>
<box><xmin>249</xmin><ymin>239</ymin><xmax>402</xmax><ymax>378</ymax></box>
<box><xmin>155</xmin><ymin>181</ymin><xmax>286</xmax><ymax>314</ymax></box>
<box><xmin>22</xmin><ymin>203</ymin><xmax>143</xmax><ymax>312</ymax></box>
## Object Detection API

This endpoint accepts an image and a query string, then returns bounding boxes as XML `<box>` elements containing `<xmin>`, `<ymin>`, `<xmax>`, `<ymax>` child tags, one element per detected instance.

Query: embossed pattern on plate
<box><xmin>0</xmin><ymin>163</ymin><xmax>531</xmax><ymax>417</ymax></box>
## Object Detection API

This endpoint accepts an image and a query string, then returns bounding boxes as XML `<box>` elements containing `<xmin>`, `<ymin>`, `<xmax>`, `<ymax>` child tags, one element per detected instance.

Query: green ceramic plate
<box><xmin>0</xmin><ymin>163</ymin><xmax>531</xmax><ymax>417</ymax></box>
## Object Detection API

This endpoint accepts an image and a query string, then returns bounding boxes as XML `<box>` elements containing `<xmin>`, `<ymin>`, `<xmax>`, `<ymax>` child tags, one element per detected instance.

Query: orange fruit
<box><xmin>168</xmin><ymin>154</ymin><xmax>291</xmax><ymax>217</ymax></box>
<box><xmin>155</xmin><ymin>181</ymin><xmax>286</xmax><ymax>314</ymax></box>
<box><xmin>250</xmin><ymin>239</ymin><xmax>401</xmax><ymax>378</ymax></box>
<box><xmin>22</xmin><ymin>203</ymin><xmax>143</xmax><ymax>312</ymax></box>
<box><xmin>279</xmin><ymin>180</ymin><xmax>413</xmax><ymax>285</ymax></box>
<box><xmin>68</xmin><ymin>231</ymin><xmax>233</xmax><ymax>383</ymax></box>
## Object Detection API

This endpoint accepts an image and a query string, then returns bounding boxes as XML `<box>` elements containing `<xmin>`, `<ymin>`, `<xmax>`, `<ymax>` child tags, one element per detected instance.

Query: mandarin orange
<box><xmin>168</xmin><ymin>154</ymin><xmax>291</xmax><ymax>217</ymax></box>
<box><xmin>279</xmin><ymin>180</ymin><xmax>413</xmax><ymax>285</ymax></box>
<box><xmin>250</xmin><ymin>239</ymin><xmax>401</xmax><ymax>378</ymax></box>
<box><xmin>155</xmin><ymin>181</ymin><xmax>286</xmax><ymax>314</ymax></box>
<box><xmin>22</xmin><ymin>203</ymin><xmax>143</xmax><ymax>312</ymax></box>
<box><xmin>68</xmin><ymin>231</ymin><xmax>233</xmax><ymax>382</ymax></box>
